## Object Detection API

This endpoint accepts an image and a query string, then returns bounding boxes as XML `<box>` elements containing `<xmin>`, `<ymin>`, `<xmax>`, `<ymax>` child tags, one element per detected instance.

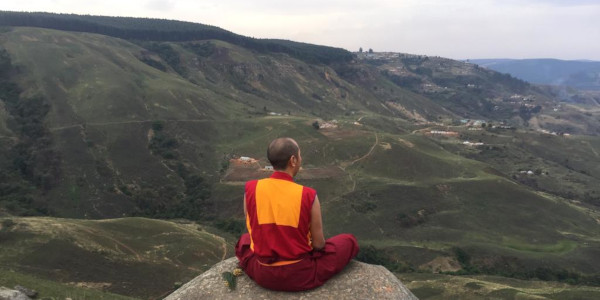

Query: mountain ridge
<box><xmin>0</xmin><ymin>10</ymin><xmax>353</xmax><ymax>64</ymax></box>
<box><xmin>471</xmin><ymin>58</ymin><xmax>600</xmax><ymax>90</ymax></box>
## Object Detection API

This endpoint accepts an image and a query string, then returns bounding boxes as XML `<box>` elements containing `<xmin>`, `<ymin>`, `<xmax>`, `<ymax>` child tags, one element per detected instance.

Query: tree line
<box><xmin>0</xmin><ymin>11</ymin><xmax>353</xmax><ymax>64</ymax></box>
<box><xmin>0</xmin><ymin>48</ymin><xmax>59</xmax><ymax>215</ymax></box>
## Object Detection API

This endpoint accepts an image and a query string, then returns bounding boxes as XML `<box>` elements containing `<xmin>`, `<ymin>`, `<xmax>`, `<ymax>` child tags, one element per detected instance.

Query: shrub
<box><xmin>1</xmin><ymin>218</ymin><xmax>15</xmax><ymax>230</ymax></box>
<box><xmin>215</xmin><ymin>218</ymin><xmax>245</xmax><ymax>236</ymax></box>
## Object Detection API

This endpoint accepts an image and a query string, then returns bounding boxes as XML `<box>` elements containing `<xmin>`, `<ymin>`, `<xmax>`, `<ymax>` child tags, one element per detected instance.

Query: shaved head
<box><xmin>267</xmin><ymin>137</ymin><xmax>299</xmax><ymax>170</ymax></box>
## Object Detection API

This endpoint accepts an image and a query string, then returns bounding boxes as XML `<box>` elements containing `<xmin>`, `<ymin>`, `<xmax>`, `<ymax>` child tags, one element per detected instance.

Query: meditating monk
<box><xmin>236</xmin><ymin>137</ymin><xmax>359</xmax><ymax>291</ymax></box>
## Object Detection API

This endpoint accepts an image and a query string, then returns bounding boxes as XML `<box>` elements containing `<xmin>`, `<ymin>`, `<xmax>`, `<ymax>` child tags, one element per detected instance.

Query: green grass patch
<box><xmin>0</xmin><ymin>269</ymin><xmax>137</xmax><ymax>300</ymax></box>
<box><xmin>502</xmin><ymin>238</ymin><xmax>578</xmax><ymax>254</ymax></box>
<box><xmin>0</xmin><ymin>217</ymin><xmax>229</xmax><ymax>299</ymax></box>
<box><xmin>410</xmin><ymin>286</ymin><xmax>444</xmax><ymax>299</ymax></box>
<box><xmin>400</xmin><ymin>273</ymin><xmax>600</xmax><ymax>300</ymax></box>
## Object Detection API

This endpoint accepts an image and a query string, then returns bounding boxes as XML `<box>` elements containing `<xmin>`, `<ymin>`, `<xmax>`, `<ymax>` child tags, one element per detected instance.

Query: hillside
<box><xmin>471</xmin><ymin>58</ymin><xmax>600</xmax><ymax>91</ymax></box>
<box><xmin>0</xmin><ymin>217</ymin><xmax>231</xmax><ymax>299</ymax></box>
<box><xmin>0</xmin><ymin>11</ymin><xmax>352</xmax><ymax>64</ymax></box>
<box><xmin>0</xmin><ymin>13</ymin><xmax>600</xmax><ymax>299</ymax></box>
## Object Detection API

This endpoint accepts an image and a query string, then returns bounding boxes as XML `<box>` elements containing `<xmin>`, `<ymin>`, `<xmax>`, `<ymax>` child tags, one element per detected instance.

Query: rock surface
<box><xmin>13</xmin><ymin>286</ymin><xmax>36</xmax><ymax>298</ymax></box>
<box><xmin>0</xmin><ymin>287</ymin><xmax>31</xmax><ymax>300</ymax></box>
<box><xmin>166</xmin><ymin>258</ymin><xmax>419</xmax><ymax>300</ymax></box>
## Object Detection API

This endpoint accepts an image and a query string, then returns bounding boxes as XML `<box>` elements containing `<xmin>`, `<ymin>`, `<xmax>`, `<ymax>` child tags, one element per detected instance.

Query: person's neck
<box><xmin>275</xmin><ymin>168</ymin><xmax>295</xmax><ymax>178</ymax></box>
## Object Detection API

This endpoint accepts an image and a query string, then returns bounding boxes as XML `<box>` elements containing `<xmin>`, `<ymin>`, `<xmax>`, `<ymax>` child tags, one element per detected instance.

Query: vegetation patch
<box><xmin>0</xmin><ymin>217</ymin><xmax>228</xmax><ymax>299</ymax></box>
<box><xmin>356</xmin><ymin>245</ymin><xmax>412</xmax><ymax>272</ymax></box>
<box><xmin>502</xmin><ymin>238</ymin><xmax>577</xmax><ymax>254</ymax></box>
<box><xmin>0</xmin><ymin>47</ymin><xmax>59</xmax><ymax>215</ymax></box>
<box><xmin>410</xmin><ymin>286</ymin><xmax>444</xmax><ymax>299</ymax></box>
<box><xmin>0</xmin><ymin>269</ymin><xmax>136</xmax><ymax>300</ymax></box>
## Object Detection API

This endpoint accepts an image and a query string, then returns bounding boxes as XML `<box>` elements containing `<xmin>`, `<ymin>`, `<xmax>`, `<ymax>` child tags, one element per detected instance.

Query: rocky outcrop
<box><xmin>0</xmin><ymin>287</ymin><xmax>30</xmax><ymax>300</ymax></box>
<box><xmin>166</xmin><ymin>258</ymin><xmax>418</xmax><ymax>300</ymax></box>
<box><xmin>12</xmin><ymin>286</ymin><xmax>36</xmax><ymax>299</ymax></box>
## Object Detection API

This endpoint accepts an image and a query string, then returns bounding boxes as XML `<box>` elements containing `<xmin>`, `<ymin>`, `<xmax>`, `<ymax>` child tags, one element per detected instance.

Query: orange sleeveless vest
<box><xmin>245</xmin><ymin>171</ymin><xmax>316</xmax><ymax>262</ymax></box>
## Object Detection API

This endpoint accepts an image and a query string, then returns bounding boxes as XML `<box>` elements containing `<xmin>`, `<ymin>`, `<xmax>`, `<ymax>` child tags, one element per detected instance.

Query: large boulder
<box><xmin>166</xmin><ymin>258</ymin><xmax>418</xmax><ymax>300</ymax></box>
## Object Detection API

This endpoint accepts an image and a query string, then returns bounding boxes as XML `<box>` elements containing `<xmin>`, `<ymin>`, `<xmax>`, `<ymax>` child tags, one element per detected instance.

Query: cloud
<box><xmin>502</xmin><ymin>0</ymin><xmax>600</xmax><ymax>7</ymax></box>
<box><xmin>145</xmin><ymin>0</ymin><xmax>176</xmax><ymax>12</ymax></box>
<box><xmin>0</xmin><ymin>0</ymin><xmax>598</xmax><ymax>59</ymax></box>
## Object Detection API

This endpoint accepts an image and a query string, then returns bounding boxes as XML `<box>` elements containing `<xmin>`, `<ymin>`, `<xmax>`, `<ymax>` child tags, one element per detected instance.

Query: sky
<box><xmin>2</xmin><ymin>0</ymin><xmax>599</xmax><ymax>60</ymax></box>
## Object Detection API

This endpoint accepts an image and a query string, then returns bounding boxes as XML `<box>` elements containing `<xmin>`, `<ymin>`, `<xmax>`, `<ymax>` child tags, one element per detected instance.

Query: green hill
<box><xmin>0</xmin><ymin>10</ymin><xmax>353</xmax><ymax>64</ymax></box>
<box><xmin>0</xmin><ymin>216</ymin><xmax>230</xmax><ymax>299</ymax></box>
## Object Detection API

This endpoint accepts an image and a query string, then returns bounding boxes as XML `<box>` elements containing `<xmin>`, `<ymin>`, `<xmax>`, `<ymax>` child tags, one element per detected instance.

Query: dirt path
<box><xmin>367</xmin><ymin>215</ymin><xmax>385</xmax><ymax>235</ymax></box>
<box><xmin>342</xmin><ymin>132</ymin><xmax>378</xmax><ymax>169</ymax></box>
<box><xmin>337</xmin><ymin>132</ymin><xmax>379</xmax><ymax>193</ymax></box>
<box><xmin>348</xmin><ymin>171</ymin><xmax>356</xmax><ymax>192</ymax></box>
<box><xmin>411</xmin><ymin>126</ymin><xmax>436</xmax><ymax>134</ymax></box>
<box><xmin>584</xmin><ymin>140</ymin><xmax>599</xmax><ymax>157</ymax></box>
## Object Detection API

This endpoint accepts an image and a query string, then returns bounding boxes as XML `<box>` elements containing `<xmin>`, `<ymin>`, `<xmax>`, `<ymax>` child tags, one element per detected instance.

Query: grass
<box><xmin>0</xmin><ymin>105</ymin><xmax>12</xmax><ymax>135</ymax></box>
<box><xmin>456</xmin><ymin>127</ymin><xmax>600</xmax><ymax>208</ymax></box>
<box><xmin>501</xmin><ymin>238</ymin><xmax>578</xmax><ymax>254</ymax></box>
<box><xmin>0</xmin><ymin>269</ymin><xmax>138</xmax><ymax>300</ymax></box>
<box><xmin>400</xmin><ymin>272</ymin><xmax>600</xmax><ymax>300</ymax></box>
<box><xmin>0</xmin><ymin>217</ymin><xmax>229</xmax><ymax>299</ymax></box>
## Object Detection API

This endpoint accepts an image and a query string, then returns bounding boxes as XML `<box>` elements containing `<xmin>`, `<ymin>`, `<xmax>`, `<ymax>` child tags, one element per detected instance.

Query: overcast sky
<box><xmin>2</xmin><ymin>0</ymin><xmax>599</xmax><ymax>60</ymax></box>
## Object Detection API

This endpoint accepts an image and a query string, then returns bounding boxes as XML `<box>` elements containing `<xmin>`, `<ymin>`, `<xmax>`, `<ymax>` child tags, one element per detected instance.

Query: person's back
<box><xmin>236</xmin><ymin>137</ymin><xmax>359</xmax><ymax>291</ymax></box>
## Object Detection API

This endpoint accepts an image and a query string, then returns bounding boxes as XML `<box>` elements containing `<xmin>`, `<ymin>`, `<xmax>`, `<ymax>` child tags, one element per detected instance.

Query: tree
<box><xmin>359</xmin><ymin>47</ymin><xmax>363</xmax><ymax>53</ymax></box>
<box><xmin>368</xmin><ymin>48</ymin><xmax>373</xmax><ymax>53</ymax></box>
<box><xmin>312</xmin><ymin>121</ymin><xmax>320</xmax><ymax>130</ymax></box>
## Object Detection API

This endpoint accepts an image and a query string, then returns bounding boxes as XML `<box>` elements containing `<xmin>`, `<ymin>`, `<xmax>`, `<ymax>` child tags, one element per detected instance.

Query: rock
<box><xmin>13</xmin><ymin>286</ymin><xmax>36</xmax><ymax>298</ymax></box>
<box><xmin>166</xmin><ymin>258</ymin><xmax>419</xmax><ymax>300</ymax></box>
<box><xmin>0</xmin><ymin>287</ymin><xmax>31</xmax><ymax>300</ymax></box>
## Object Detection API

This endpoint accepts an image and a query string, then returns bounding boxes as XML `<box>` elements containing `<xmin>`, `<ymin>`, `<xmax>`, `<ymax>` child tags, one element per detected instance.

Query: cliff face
<box><xmin>166</xmin><ymin>257</ymin><xmax>418</xmax><ymax>300</ymax></box>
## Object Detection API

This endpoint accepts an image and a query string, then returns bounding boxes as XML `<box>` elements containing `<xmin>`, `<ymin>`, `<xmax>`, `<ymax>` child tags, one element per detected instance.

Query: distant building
<box><xmin>463</xmin><ymin>141</ymin><xmax>484</xmax><ymax>147</ymax></box>
<box><xmin>472</xmin><ymin>120</ymin><xmax>485</xmax><ymax>127</ymax></box>
<box><xmin>429</xmin><ymin>130</ymin><xmax>459</xmax><ymax>137</ymax></box>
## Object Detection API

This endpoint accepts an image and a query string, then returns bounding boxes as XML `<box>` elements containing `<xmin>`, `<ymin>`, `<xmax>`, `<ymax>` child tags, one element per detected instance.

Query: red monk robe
<box><xmin>236</xmin><ymin>171</ymin><xmax>359</xmax><ymax>291</ymax></box>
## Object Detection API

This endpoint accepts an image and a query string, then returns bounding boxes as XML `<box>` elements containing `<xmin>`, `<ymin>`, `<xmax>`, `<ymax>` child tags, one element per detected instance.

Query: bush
<box><xmin>454</xmin><ymin>247</ymin><xmax>470</xmax><ymax>266</ymax></box>
<box><xmin>1</xmin><ymin>219</ymin><xmax>15</xmax><ymax>230</ymax></box>
<box><xmin>215</xmin><ymin>218</ymin><xmax>245</xmax><ymax>236</ymax></box>
<box><xmin>151</xmin><ymin>120</ymin><xmax>164</xmax><ymax>131</ymax></box>
<box><xmin>183</xmin><ymin>41</ymin><xmax>216</xmax><ymax>57</ymax></box>
<box><xmin>356</xmin><ymin>245</ymin><xmax>411</xmax><ymax>272</ymax></box>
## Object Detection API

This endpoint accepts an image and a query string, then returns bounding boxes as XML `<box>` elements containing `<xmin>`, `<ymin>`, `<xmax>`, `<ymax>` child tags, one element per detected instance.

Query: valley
<box><xmin>1</xmin><ymin>12</ymin><xmax>600</xmax><ymax>299</ymax></box>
